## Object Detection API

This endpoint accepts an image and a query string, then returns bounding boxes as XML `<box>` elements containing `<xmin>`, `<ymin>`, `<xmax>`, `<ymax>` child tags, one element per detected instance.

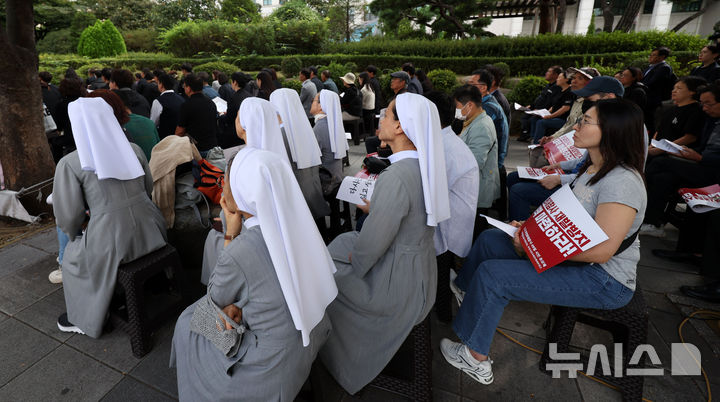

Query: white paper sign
<box><xmin>336</xmin><ymin>176</ymin><xmax>375</xmax><ymax>204</ymax></box>
<box><xmin>651</xmin><ymin>139</ymin><xmax>683</xmax><ymax>154</ymax></box>
<box><xmin>345</xmin><ymin>132</ymin><xmax>353</xmax><ymax>140</ymax></box>
<box><xmin>212</xmin><ymin>97</ymin><xmax>228</xmax><ymax>114</ymax></box>
<box><xmin>514</xmin><ymin>102</ymin><xmax>529</xmax><ymax>111</ymax></box>
<box><xmin>525</xmin><ymin>108</ymin><xmax>551</xmax><ymax>117</ymax></box>
<box><xmin>480</xmin><ymin>214</ymin><xmax>518</xmax><ymax>238</ymax></box>
<box><xmin>517</xmin><ymin>166</ymin><xmax>563</xmax><ymax>180</ymax></box>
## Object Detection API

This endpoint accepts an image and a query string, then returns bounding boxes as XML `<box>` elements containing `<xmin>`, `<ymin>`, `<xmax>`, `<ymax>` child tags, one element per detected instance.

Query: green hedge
<box><xmin>39</xmin><ymin>50</ymin><xmax>699</xmax><ymax>81</ymax></box>
<box><xmin>160</xmin><ymin>21</ymin><xmax>276</xmax><ymax>57</ymax></box>
<box><xmin>193</xmin><ymin>61</ymin><xmax>239</xmax><ymax>76</ymax></box>
<box><xmin>324</xmin><ymin>31</ymin><xmax>706</xmax><ymax>58</ymax></box>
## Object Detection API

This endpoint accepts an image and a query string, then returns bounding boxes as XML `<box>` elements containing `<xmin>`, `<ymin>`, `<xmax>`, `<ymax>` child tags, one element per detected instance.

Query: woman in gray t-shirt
<box><xmin>440</xmin><ymin>99</ymin><xmax>647</xmax><ymax>386</ymax></box>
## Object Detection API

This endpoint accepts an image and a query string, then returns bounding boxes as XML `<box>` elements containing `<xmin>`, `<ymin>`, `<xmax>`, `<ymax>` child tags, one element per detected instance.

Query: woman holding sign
<box><xmin>441</xmin><ymin>99</ymin><xmax>647</xmax><ymax>385</ymax></box>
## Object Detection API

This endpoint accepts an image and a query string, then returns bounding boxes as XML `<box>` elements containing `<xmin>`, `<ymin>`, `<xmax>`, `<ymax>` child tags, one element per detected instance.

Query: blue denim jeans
<box><xmin>452</xmin><ymin>229</ymin><xmax>634</xmax><ymax>355</ymax></box>
<box><xmin>57</xmin><ymin>226</ymin><xmax>69</xmax><ymax>264</ymax></box>
<box><xmin>506</xmin><ymin>171</ymin><xmax>558</xmax><ymax>221</ymax></box>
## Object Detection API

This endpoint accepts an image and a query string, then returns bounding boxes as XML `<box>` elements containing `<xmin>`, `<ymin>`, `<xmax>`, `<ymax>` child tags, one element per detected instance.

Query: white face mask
<box><xmin>455</xmin><ymin>105</ymin><xmax>468</xmax><ymax>121</ymax></box>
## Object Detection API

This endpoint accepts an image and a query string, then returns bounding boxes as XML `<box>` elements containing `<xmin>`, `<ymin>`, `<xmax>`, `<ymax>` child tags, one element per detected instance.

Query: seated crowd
<box><xmin>38</xmin><ymin>43</ymin><xmax>720</xmax><ymax>401</ymax></box>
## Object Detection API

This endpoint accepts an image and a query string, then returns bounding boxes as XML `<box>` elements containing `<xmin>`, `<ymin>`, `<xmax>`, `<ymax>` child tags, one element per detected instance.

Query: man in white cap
<box><xmin>320</xmin><ymin>93</ymin><xmax>450</xmax><ymax>395</ymax></box>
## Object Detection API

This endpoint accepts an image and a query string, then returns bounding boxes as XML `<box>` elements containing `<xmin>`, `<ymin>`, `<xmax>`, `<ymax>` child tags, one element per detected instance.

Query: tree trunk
<box><xmin>602</xmin><ymin>0</ymin><xmax>615</xmax><ymax>32</ymax></box>
<box><xmin>671</xmin><ymin>4</ymin><xmax>711</xmax><ymax>32</ymax></box>
<box><xmin>614</xmin><ymin>0</ymin><xmax>643</xmax><ymax>32</ymax></box>
<box><xmin>555</xmin><ymin>0</ymin><xmax>567</xmax><ymax>33</ymax></box>
<box><xmin>0</xmin><ymin>0</ymin><xmax>56</xmax><ymax>214</ymax></box>
<box><xmin>538</xmin><ymin>0</ymin><xmax>553</xmax><ymax>33</ymax></box>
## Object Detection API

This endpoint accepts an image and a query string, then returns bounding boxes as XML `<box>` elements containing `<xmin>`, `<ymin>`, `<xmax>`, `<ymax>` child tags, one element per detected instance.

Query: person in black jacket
<box><xmin>150</xmin><ymin>73</ymin><xmax>185</xmax><ymax>139</ymax></box>
<box><xmin>339</xmin><ymin>72</ymin><xmax>362</xmax><ymax>119</ymax></box>
<box><xmin>619</xmin><ymin>67</ymin><xmax>648</xmax><ymax>115</ymax></box>
<box><xmin>365</xmin><ymin>65</ymin><xmax>385</xmax><ymax>113</ymax></box>
<box><xmin>518</xmin><ymin>65</ymin><xmax>562</xmax><ymax>142</ymax></box>
<box><xmin>110</xmin><ymin>69</ymin><xmax>151</xmax><ymax>118</ymax></box>
<box><xmin>642</xmin><ymin>46</ymin><xmax>676</xmax><ymax>133</ymax></box>
<box><xmin>40</xmin><ymin>71</ymin><xmax>62</xmax><ymax>120</ymax></box>
<box><xmin>218</xmin><ymin>71</ymin><xmax>252</xmax><ymax>148</ymax></box>
<box><xmin>690</xmin><ymin>45</ymin><xmax>720</xmax><ymax>83</ymax></box>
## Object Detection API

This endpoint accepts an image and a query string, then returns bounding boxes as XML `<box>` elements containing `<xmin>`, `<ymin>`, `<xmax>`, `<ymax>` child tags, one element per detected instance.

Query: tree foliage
<box><xmin>77</xmin><ymin>20</ymin><xmax>127</xmax><ymax>58</ymax></box>
<box><xmin>368</xmin><ymin>0</ymin><xmax>493</xmax><ymax>38</ymax></box>
<box><xmin>269</xmin><ymin>0</ymin><xmax>322</xmax><ymax>22</ymax></box>
<box><xmin>77</xmin><ymin>0</ymin><xmax>153</xmax><ymax>31</ymax></box>
<box><xmin>151</xmin><ymin>0</ymin><xmax>219</xmax><ymax>28</ymax></box>
<box><xmin>220</xmin><ymin>0</ymin><xmax>261</xmax><ymax>23</ymax></box>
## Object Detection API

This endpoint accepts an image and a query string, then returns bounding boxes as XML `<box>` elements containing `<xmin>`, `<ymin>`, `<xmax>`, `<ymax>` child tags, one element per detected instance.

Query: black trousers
<box><xmin>644</xmin><ymin>155</ymin><xmax>718</xmax><ymax>226</ymax></box>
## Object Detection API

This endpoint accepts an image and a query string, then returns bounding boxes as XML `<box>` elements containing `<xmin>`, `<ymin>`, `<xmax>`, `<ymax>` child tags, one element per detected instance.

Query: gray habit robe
<box><xmin>312</xmin><ymin>117</ymin><xmax>343</xmax><ymax>189</ymax></box>
<box><xmin>54</xmin><ymin>143</ymin><xmax>167</xmax><ymax>338</ymax></box>
<box><xmin>319</xmin><ymin>157</ymin><xmax>437</xmax><ymax>394</ymax></box>
<box><xmin>171</xmin><ymin>225</ymin><xmax>332</xmax><ymax>401</ymax></box>
<box><xmin>281</xmin><ymin>127</ymin><xmax>330</xmax><ymax>219</ymax></box>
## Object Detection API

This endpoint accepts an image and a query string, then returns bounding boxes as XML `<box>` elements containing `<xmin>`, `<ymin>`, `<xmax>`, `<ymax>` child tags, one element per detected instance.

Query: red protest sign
<box><xmin>543</xmin><ymin>131</ymin><xmax>586</xmax><ymax>164</ymax></box>
<box><xmin>519</xmin><ymin>185</ymin><xmax>608</xmax><ymax>273</ymax></box>
<box><xmin>678</xmin><ymin>184</ymin><xmax>720</xmax><ymax>213</ymax></box>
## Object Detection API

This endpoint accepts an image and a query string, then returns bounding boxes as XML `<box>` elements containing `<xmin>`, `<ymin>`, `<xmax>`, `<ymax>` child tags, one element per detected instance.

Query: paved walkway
<box><xmin>0</xmin><ymin>138</ymin><xmax>717</xmax><ymax>401</ymax></box>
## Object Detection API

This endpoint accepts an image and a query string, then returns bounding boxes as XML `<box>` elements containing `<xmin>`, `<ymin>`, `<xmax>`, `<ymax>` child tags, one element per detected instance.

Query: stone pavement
<box><xmin>0</xmin><ymin>138</ymin><xmax>717</xmax><ymax>401</ymax></box>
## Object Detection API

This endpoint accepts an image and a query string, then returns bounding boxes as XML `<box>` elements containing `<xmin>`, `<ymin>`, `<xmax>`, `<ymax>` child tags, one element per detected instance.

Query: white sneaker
<box><xmin>48</xmin><ymin>268</ymin><xmax>62</xmax><ymax>284</ymax></box>
<box><xmin>449</xmin><ymin>270</ymin><xmax>465</xmax><ymax>307</ymax></box>
<box><xmin>639</xmin><ymin>223</ymin><xmax>665</xmax><ymax>238</ymax></box>
<box><xmin>440</xmin><ymin>338</ymin><xmax>494</xmax><ymax>385</ymax></box>
<box><xmin>57</xmin><ymin>313</ymin><xmax>85</xmax><ymax>335</ymax></box>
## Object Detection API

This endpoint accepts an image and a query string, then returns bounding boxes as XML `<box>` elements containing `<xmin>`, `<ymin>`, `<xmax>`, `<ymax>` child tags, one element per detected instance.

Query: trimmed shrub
<box><xmin>122</xmin><ymin>29</ymin><xmax>159</xmax><ymax>53</ymax></box>
<box><xmin>323</xmin><ymin>31</ymin><xmax>705</xmax><ymax>58</ymax></box>
<box><xmin>507</xmin><ymin>76</ymin><xmax>547</xmax><ymax>106</ymax></box>
<box><xmin>427</xmin><ymin>69</ymin><xmax>459</xmax><ymax>94</ymax></box>
<box><xmin>159</xmin><ymin>20</ymin><xmax>275</xmax><ymax>57</ymax></box>
<box><xmin>281</xmin><ymin>56</ymin><xmax>302</xmax><ymax>77</ymax></box>
<box><xmin>37</xmin><ymin>28</ymin><xmax>76</xmax><ymax>54</ymax></box>
<box><xmin>77</xmin><ymin>20</ymin><xmax>127</xmax><ymax>58</ymax></box>
<box><xmin>194</xmin><ymin>61</ymin><xmax>238</xmax><ymax>76</ymax></box>
<box><xmin>272</xmin><ymin>19</ymin><xmax>328</xmax><ymax>55</ymax></box>
<box><xmin>283</xmin><ymin>78</ymin><xmax>303</xmax><ymax>95</ymax></box>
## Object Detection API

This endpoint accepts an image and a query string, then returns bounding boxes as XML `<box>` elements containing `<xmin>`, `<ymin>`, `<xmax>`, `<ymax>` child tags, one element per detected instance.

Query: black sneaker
<box><xmin>57</xmin><ymin>313</ymin><xmax>85</xmax><ymax>334</ymax></box>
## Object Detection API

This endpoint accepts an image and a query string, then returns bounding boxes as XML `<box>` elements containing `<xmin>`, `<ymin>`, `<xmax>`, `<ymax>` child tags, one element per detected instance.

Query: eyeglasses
<box><xmin>574</xmin><ymin>116</ymin><xmax>600</xmax><ymax>128</ymax></box>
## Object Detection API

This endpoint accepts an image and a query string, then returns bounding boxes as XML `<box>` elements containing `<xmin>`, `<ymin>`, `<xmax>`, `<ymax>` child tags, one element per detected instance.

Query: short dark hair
<box><xmin>153</xmin><ymin>69</ymin><xmax>165</xmax><ymax>79</ymax></box>
<box><xmin>217</xmin><ymin>72</ymin><xmax>228</xmax><ymax>85</ymax></box>
<box><xmin>366</xmin><ymin>65</ymin><xmax>378</xmax><ymax>75</ymax></box>
<box><xmin>308</xmin><ymin>66</ymin><xmax>319</xmax><ymax>77</ymax></box>
<box><xmin>624</xmin><ymin>67</ymin><xmax>643</xmax><ymax>83</ymax></box>
<box><xmin>231</xmin><ymin>71</ymin><xmax>251</xmax><ymax>89</ymax></box>
<box><xmin>321</xmin><ymin>69</ymin><xmax>331</xmax><ymax>79</ymax></box>
<box><xmin>550</xmin><ymin>65</ymin><xmax>563</xmax><ymax>75</ymax></box>
<box><xmin>180</xmin><ymin>63</ymin><xmax>193</xmax><ymax>72</ymax></box>
<box><xmin>157</xmin><ymin>73</ymin><xmax>176</xmax><ymax>90</ymax></box>
<box><xmin>197</xmin><ymin>71</ymin><xmax>211</xmax><ymax>84</ymax></box>
<box><xmin>111</xmin><ymin>69</ymin><xmax>134</xmax><ymax>88</ymax></box>
<box><xmin>679</xmin><ymin>75</ymin><xmax>708</xmax><ymax>99</ymax></box>
<box><xmin>94</xmin><ymin>69</ymin><xmax>102</xmax><ymax>78</ymax></box>
<box><xmin>452</xmin><ymin>84</ymin><xmax>483</xmax><ymax>106</ymax></box>
<box><xmin>134</xmin><ymin>72</ymin><xmax>142</xmax><ymax>80</ymax></box>
<box><xmin>299</xmin><ymin>69</ymin><xmax>310</xmax><ymax>79</ymax></box>
<box><xmin>706</xmin><ymin>45</ymin><xmax>720</xmax><ymax>55</ymax></box>
<box><xmin>699</xmin><ymin>83</ymin><xmax>720</xmax><ymax>102</ymax></box>
<box><xmin>142</xmin><ymin>68</ymin><xmax>154</xmax><ymax>80</ymax></box>
<box><xmin>484</xmin><ymin>65</ymin><xmax>504</xmax><ymax>86</ymax></box>
<box><xmin>59</xmin><ymin>77</ymin><xmax>84</xmax><ymax>98</ymax></box>
<box><xmin>101</xmin><ymin>68</ymin><xmax>112</xmax><ymax>80</ymax></box>
<box><xmin>425</xmin><ymin>90</ymin><xmax>455</xmax><ymax>128</ymax></box>
<box><xmin>654</xmin><ymin>46</ymin><xmax>671</xmax><ymax>58</ymax></box>
<box><xmin>402</xmin><ymin>62</ymin><xmax>415</xmax><ymax>76</ymax></box>
<box><xmin>256</xmin><ymin>70</ymin><xmax>276</xmax><ymax>93</ymax></box>
<box><xmin>184</xmin><ymin>73</ymin><xmax>203</xmax><ymax>92</ymax></box>
<box><xmin>471</xmin><ymin>69</ymin><xmax>495</xmax><ymax>88</ymax></box>
<box><xmin>39</xmin><ymin>71</ymin><xmax>52</xmax><ymax>83</ymax></box>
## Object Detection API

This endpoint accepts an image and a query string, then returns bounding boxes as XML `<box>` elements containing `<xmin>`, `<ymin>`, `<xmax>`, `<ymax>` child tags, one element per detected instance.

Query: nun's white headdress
<box><xmin>395</xmin><ymin>93</ymin><xmax>451</xmax><ymax>226</ymax></box>
<box><xmin>318</xmin><ymin>89</ymin><xmax>348</xmax><ymax>159</ymax></box>
<box><xmin>229</xmin><ymin>147</ymin><xmax>338</xmax><ymax>346</ymax></box>
<box><xmin>239</xmin><ymin>97</ymin><xmax>290</xmax><ymax>165</ymax></box>
<box><xmin>68</xmin><ymin>97</ymin><xmax>144</xmax><ymax>180</ymax></box>
<box><xmin>269</xmin><ymin>88</ymin><xmax>322</xmax><ymax>169</ymax></box>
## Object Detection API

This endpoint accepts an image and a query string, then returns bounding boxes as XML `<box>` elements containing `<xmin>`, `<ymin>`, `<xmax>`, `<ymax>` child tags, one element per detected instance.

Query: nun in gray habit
<box><xmin>320</xmin><ymin>93</ymin><xmax>451</xmax><ymax>394</ymax></box>
<box><xmin>171</xmin><ymin>147</ymin><xmax>337</xmax><ymax>401</ymax></box>
<box><xmin>270</xmin><ymin>88</ymin><xmax>330</xmax><ymax>218</ymax></box>
<box><xmin>201</xmin><ymin>97</ymin><xmax>299</xmax><ymax>284</ymax></box>
<box><xmin>53</xmin><ymin>97</ymin><xmax>167</xmax><ymax>337</ymax></box>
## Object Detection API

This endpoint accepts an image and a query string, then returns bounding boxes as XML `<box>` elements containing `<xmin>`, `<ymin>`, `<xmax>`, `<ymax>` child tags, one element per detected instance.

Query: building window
<box><xmin>263</xmin><ymin>0</ymin><xmax>272</xmax><ymax>5</ymax></box>
<box><xmin>672</xmin><ymin>0</ymin><xmax>702</xmax><ymax>12</ymax></box>
<box><xmin>643</xmin><ymin>0</ymin><xmax>654</xmax><ymax>14</ymax></box>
